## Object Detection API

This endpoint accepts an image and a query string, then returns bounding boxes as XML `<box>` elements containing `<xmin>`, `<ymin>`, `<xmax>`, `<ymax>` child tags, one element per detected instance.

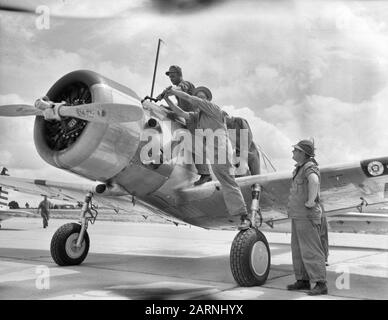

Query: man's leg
<box><xmin>291</xmin><ymin>220</ymin><xmax>309</xmax><ymax>281</ymax></box>
<box><xmin>192</xmin><ymin>131</ymin><xmax>212</xmax><ymax>185</ymax></box>
<box><xmin>42</xmin><ymin>214</ymin><xmax>46</xmax><ymax>228</ymax></box>
<box><xmin>294</xmin><ymin>220</ymin><xmax>327</xmax><ymax>284</ymax></box>
<box><xmin>210</xmin><ymin>163</ymin><xmax>248</xmax><ymax>217</ymax></box>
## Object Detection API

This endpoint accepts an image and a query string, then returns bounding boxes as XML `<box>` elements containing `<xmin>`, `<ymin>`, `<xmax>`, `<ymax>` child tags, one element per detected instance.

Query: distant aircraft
<box><xmin>0</xmin><ymin>208</ymin><xmax>35</xmax><ymax>228</ymax></box>
<box><xmin>1</xmin><ymin>70</ymin><xmax>388</xmax><ymax>286</ymax></box>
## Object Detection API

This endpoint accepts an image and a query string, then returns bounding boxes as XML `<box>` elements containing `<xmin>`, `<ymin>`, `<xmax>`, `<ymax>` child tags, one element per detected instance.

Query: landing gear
<box><xmin>230</xmin><ymin>228</ymin><xmax>270</xmax><ymax>286</ymax></box>
<box><xmin>51</xmin><ymin>192</ymin><xmax>97</xmax><ymax>266</ymax></box>
<box><xmin>51</xmin><ymin>223</ymin><xmax>90</xmax><ymax>266</ymax></box>
<box><xmin>230</xmin><ymin>184</ymin><xmax>271</xmax><ymax>286</ymax></box>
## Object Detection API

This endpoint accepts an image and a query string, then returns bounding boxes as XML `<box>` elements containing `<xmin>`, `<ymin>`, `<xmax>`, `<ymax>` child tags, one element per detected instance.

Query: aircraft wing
<box><xmin>0</xmin><ymin>209</ymin><xmax>35</xmax><ymax>222</ymax></box>
<box><xmin>177</xmin><ymin>156</ymin><xmax>388</xmax><ymax>231</ymax></box>
<box><xmin>0</xmin><ymin>175</ymin><xmax>180</xmax><ymax>223</ymax></box>
<box><xmin>231</xmin><ymin>156</ymin><xmax>388</xmax><ymax>229</ymax></box>
<box><xmin>0</xmin><ymin>175</ymin><xmax>98</xmax><ymax>202</ymax></box>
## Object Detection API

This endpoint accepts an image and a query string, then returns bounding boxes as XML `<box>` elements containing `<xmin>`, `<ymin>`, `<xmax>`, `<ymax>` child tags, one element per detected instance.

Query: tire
<box><xmin>230</xmin><ymin>228</ymin><xmax>271</xmax><ymax>286</ymax></box>
<box><xmin>50</xmin><ymin>223</ymin><xmax>89</xmax><ymax>266</ymax></box>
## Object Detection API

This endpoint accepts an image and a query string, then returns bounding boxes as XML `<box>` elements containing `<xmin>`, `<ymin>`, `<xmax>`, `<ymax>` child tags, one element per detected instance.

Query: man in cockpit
<box><xmin>223</xmin><ymin>114</ymin><xmax>261</xmax><ymax>176</ymax></box>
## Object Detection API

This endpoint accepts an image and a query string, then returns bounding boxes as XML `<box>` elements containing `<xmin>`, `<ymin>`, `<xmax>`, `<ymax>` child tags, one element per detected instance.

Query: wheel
<box><xmin>50</xmin><ymin>223</ymin><xmax>90</xmax><ymax>266</ymax></box>
<box><xmin>230</xmin><ymin>228</ymin><xmax>271</xmax><ymax>286</ymax></box>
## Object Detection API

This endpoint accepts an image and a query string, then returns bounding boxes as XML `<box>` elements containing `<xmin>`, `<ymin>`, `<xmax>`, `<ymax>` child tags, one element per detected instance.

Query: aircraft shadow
<box><xmin>1</xmin><ymin>247</ymin><xmax>387</xmax><ymax>299</ymax></box>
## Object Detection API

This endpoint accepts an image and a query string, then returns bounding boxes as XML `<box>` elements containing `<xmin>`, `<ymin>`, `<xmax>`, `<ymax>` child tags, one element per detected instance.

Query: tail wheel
<box><xmin>230</xmin><ymin>228</ymin><xmax>271</xmax><ymax>286</ymax></box>
<box><xmin>50</xmin><ymin>223</ymin><xmax>89</xmax><ymax>266</ymax></box>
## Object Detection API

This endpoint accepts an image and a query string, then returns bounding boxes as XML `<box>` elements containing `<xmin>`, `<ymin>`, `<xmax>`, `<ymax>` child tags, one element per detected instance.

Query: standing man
<box><xmin>224</xmin><ymin>114</ymin><xmax>261</xmax><ymax>176</ymax></box>
<box><xmin>157</xmin><ymin>66</ymin><xmax>211</xmax><ymax>185</ymax></box>
<box><xmin>287</xmin><ymin>139</ymin><xmax>328</xmax><ymax>295</ymax></box>
<box><xmin>163</xmin><ymin>86</ymin><xmax>250</xmax><ymax>229</ymax></box>
<box><xmin>37</xmin><ymin>195</ymin><xmax>50</xmax><ymax>229</ymax></box>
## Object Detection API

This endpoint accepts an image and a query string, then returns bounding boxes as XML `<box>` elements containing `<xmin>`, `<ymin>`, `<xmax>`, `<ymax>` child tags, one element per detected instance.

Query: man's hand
<box><xmin>156</xmin><ymin>86</ymin><xmax>173</xmax><ymax>101</ymax></box>
<box><xmin>305</xmin><ymin>200</ymin><xmax>316</xmax><ymax>208</ymax></box>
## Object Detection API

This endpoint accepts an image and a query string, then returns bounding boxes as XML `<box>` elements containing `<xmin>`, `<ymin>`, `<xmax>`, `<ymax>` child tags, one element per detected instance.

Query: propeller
<box><xmin>0</xmin><ymin>102</ymin><xmax>144</xmax><ymax>124</ymax></box>
<box><xmin>0</xmin><ymin>104</ymin><xmax>41</xmax><ymax>116</ymax></box>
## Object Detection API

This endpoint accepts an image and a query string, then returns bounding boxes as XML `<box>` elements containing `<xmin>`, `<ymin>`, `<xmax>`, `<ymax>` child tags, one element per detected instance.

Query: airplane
<box><xmin>1</xmin><ymin>69</ymin><xmax>388</xmax><ymax>287</ymax></box>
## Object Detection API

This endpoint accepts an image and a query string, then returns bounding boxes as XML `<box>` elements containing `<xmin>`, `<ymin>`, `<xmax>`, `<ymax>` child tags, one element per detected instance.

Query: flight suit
<box><xmin>287</xmin><ymin>160</ymin><xmax>326</xmax><ymax>283</ymax></box>
<box><xmin>225</xmin><ymin>116</ymin><xmax>261</xmax><ymax>176</ymax></box>
<box><xmin>187</xmin><ymin>98</ymin><xmax>248</xmax><ymax>217</ymax></box>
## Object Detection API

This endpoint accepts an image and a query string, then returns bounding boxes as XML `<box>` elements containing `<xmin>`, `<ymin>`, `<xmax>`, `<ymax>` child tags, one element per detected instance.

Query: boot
<box><xmin>194</xmin><ymin>174</ymin><xmax>212</xmax><ymax>186</ymax></box>
<box><xmin>237</xmin><ymin>215</ymin><xmax>251</xmax><ymax>230</ymax></box>
<box><xmin>308</xmin><ymin>282</ymin><xmax>328</xmax><ymax>295</ymax></box>
<box><xmin>287</xmin><ymin>280</ymin><xmax>311</xmax><ymax>291</ymax></box>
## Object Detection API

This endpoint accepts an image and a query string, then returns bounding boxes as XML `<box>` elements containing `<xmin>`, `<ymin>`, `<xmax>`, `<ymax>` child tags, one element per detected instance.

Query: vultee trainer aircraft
<box><xmin>1</xmin><ymin>70</ymin><xmax>388</xmax><ymax>286</ymax></box>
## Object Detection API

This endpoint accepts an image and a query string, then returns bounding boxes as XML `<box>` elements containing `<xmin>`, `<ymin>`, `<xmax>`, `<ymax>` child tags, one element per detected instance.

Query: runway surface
<box><xmin>0</xmin><ymin>217</ymin><xmax>387</xmax><ymax>300</ymax></box>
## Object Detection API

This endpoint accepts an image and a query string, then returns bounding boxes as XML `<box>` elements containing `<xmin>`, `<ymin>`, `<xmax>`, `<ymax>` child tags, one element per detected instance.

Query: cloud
<box><xmin>50</xmin><ymin>0</ymin><xmax>146</xmax><ymax>18</ymax></box>
<box><xmin>262</xmin><ymin>85</ymin><xmax>388</xmax><ymax>166</ymax></box>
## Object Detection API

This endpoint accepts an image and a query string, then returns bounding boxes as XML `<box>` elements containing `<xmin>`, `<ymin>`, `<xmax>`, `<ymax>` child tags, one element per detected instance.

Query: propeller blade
<box><xmin>58</xmin><ymin>103</ymin><xmax>144</xmax><ymax>123</ymax></box>
<box><xmin>0</xmin><ymin>104</ymin><xmax>42</xmax><ymax>117</ymax></box>
<box><xmin>0</xmin><ymin>5</ymin><xmax>35</xmax><ymax>14</ymax></box>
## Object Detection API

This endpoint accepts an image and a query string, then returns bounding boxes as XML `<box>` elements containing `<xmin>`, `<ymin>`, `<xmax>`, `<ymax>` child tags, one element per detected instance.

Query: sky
<box><xmin>1</xmin><ymin>0</ymin><xmax>388</xmax><ymax>206</ymax></box>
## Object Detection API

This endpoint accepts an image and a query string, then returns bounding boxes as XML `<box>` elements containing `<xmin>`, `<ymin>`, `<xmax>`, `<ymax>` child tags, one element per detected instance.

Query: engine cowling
<box><xmin>34</xmin><ymin>70</ymin><xmax>143</xmax><ymax>182</ymax></box>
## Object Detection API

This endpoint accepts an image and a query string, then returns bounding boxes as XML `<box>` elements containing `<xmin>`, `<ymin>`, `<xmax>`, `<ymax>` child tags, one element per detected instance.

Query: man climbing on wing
<box><xmin>162</xmin><ymin>86</ymin><xmax>251</xmax><ymax>230</ymax></box>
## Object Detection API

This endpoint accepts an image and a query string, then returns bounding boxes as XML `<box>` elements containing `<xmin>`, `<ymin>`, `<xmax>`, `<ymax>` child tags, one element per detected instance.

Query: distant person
<box><xmin>156</xmin><ymin>65</ymin><xmax>195</xmax><ymax>112</ymax></box>
<box><xmin>0</xmin><ymin>167</ymin><xmax>9</xmax><ymax>176</ymax></box>
<box><xmin>25</xmin><ymin>202</ymin><xmax>30</xmax><ymax>209</ymax></box>
<box><xmin>37</xmin><ymin>195</ymin><xmax>50</xmax><ymax>229</ymax></box>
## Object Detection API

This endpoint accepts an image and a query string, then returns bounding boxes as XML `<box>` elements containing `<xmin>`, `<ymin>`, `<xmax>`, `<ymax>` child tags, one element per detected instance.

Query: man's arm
<box><xmin>163</xmin><ymin>96</ymin><xmax>191</xmax><ymax>120</ymax></box>
<box><xmin>305</xmin><ymin>173</ymin><xmax>319</xmax><ymax>208</ymax></box>
<box><xmin>168</xmin><ymin>88</ymin><xmax>202</xmax><ymax>108</ymax></box>
<box><xmin>155</xmin><ymin>86</ymin><xmax>172</xmax><ymax>102</ymax></box>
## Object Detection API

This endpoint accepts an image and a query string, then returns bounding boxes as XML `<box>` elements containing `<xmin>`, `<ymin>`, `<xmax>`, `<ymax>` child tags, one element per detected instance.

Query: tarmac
<box><xmin>0</xmin><ymin>217</ymin><xmax>387</xmax><ymax>300</ymax></box>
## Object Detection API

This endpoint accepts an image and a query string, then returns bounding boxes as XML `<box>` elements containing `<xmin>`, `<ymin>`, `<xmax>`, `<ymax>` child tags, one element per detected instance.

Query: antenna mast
<box><xmin>150</xmin><ymin>38</ymin><xmax>163</xmax><ymax>98</ymax></box>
